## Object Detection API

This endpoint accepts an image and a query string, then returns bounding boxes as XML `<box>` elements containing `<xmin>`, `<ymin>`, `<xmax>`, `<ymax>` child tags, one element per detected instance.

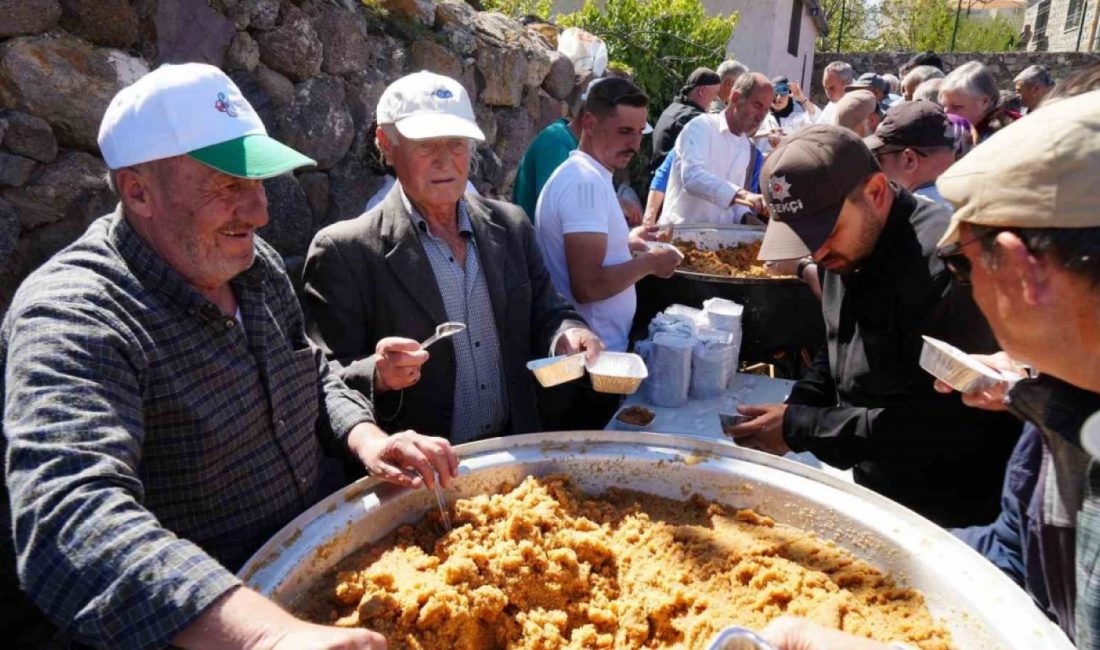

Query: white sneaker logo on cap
<box><xmin>770</xmin><ymin>175</ymin><xmax>792</xmax><ymax>201</ymax></box>
<box><xmin>214</xmin><ymin>92</ymin><xmax>238</xmax><ymax>118</ymax></box>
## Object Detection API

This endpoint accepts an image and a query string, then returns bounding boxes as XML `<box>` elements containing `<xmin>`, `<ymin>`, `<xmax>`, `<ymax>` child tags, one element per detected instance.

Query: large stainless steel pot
<box><xmin>239</xmin><ymin>431</ymin><xmax>1070</xmax><ymax>649</ymax></box>
<box><xmin>635</xmin><ymin>224</ymin><xmax>824</xmax><ymax>364</ymax></box>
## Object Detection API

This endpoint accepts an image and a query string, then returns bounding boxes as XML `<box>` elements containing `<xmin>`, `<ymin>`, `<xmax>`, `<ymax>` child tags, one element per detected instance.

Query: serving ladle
<box><xmin>366</xmin><ymin>321</ymin><xmax>467</xmax><ymax>364</ymax></box>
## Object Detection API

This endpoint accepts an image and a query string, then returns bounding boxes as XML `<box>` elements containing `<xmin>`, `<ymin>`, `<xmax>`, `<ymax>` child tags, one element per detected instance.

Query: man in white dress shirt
<box><xmin>814</xmin><ymin>61</ymin><xmax>855</xmax><ymax>126</ymax></box>
<box><xmin>659</xmin><ymin>72</ymin><xmax>772</xmax><ymax>225</ymax></box>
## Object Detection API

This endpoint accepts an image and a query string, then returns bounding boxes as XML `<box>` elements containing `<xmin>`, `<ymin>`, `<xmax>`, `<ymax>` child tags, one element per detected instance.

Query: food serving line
<box><xmin>233</xmin><ymin>222</ymin><xmax>1073</xmax><ymax>649</ymax></box>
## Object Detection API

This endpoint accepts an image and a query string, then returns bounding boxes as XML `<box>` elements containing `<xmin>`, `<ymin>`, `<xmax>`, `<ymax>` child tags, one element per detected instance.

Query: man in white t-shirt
<box><xmin>536</xmin><ymin>76</ymin><xmax>681</xmax><ymax>353</ymax></box>
<box><xmin>659</xmin><ymin>72</ymin><xmax>772</xmax><ymax>225</ymax></box>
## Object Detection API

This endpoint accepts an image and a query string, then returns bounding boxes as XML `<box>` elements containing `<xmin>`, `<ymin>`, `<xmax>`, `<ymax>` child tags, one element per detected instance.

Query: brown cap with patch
<box><xmin>758</xmin><ymin>125</ymin><xmax>880</xmax><ymax>260</ymax></box>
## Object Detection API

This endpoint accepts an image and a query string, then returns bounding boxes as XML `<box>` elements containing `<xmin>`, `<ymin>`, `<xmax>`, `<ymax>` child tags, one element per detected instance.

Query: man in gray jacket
<box><xmin>303</xmin><ymin>71</ymin><xmax>602</xmax><ymax>444</ymax></box>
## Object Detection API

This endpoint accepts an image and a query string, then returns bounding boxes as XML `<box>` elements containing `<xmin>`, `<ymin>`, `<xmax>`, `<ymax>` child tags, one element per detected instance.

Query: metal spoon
<box><xmin>367</xmin><ymin>322</ymin><xmax>467</xmax><ymax>364</ymax></box>
<box><xmin>414</xmin><ymin>468</ymin><xmax>452</xmax><ymax>532</ymax></box>
<box><xmin>418</xmin><ymin>321</ymin><xmax>467</xmax><ymax>351</ymax></box>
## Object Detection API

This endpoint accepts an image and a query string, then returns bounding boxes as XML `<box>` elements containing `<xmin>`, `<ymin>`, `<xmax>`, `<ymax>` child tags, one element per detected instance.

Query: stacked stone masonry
<box><xmin>0</xmin><ymin>0</ymin><xmax>584</xmax><ymax>313</ymax></box>
<box><xmin>810</xmin><ymin>50</ymin><xmax>1100</xmax><ymax>105</ymax></box>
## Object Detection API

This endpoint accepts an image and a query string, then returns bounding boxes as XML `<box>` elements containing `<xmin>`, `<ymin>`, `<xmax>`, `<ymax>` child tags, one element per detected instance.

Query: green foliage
<box><xmin>480</xmin><ymin>0</ymin><xmax>553</xmax><ymax>18</ymax></box>
<box><xmin>816</xmin><ymin>0</ymin><xmax>878</xmax><ymax>53</ymax></box>
<box><xmin>816</xmin><ymin>0</ymin><xmax>1022</xmax><ymax>53</ymax></box>
<box><xmin>876</xmin><ymin>0</ymin><xmax>1022</xmax><ymax>53</ymax></box>
<box><xmin>556</xmin><ymin>0</ymin><xmax>738</xmax><ymax>122</ymax></box>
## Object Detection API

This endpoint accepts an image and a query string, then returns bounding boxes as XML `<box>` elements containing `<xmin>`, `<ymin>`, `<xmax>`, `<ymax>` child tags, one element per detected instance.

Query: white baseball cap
<box><xmin>376</xmin><ymin>71</ymin><xmax>485</xmax><ymax>141</ymax></box>
<box><xmin>97</xmin><ymin>62</ymin><xmax>315</xmax><ymax>178</ymax></box>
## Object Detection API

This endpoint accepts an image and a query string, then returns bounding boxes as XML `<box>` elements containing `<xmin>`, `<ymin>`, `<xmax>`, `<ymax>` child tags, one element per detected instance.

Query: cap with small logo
<box><xmin>864</xmin><ymin>100</ymin><xmax>954</xmax><ymax>152</ymax></box>
<box><xmin>937</xmin><ymin>89</ymin><xmax>1100</xmax><ymax>247</ymax></box>
<box><xmin>97</xmin><ymin>62</ymin><xmax>315</xmax><ymax>178</ymax></box>
<box><xmin>845</xmin><ymin>72</ymin><xmax>887</xmax><ymax>95</ymax></box>
<box><xmin>758</xmin><ymin>125</ymin><xmax>880</xmax><ymax>261</ymax></box>
<box><xmin>377</xmin><ymin>70</ymin><xmax>485</xmax><ymax>141</ymax></box>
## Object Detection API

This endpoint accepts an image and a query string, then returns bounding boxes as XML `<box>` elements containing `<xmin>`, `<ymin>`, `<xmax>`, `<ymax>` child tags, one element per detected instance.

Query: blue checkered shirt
<box><xmin>401</xmin><ymin>187</ymin><xmax>508</xmax><ymax>443</ymax></box>
<box><xmin>1</xmin><ymin>209</ymin><xmax>375</xmax><ymax>649</ymax></box>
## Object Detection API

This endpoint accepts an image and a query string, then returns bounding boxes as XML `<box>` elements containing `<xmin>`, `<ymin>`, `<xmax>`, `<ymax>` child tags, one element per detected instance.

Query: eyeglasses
<box><xmin>873</xmin><ymin>147</ymin><xmax>928</xmax><ymax>162</ymax></box>
<box><xmin>935</xmin><ymin>232</ymin><xmax>993</xmax><ymax>285</ymax></box>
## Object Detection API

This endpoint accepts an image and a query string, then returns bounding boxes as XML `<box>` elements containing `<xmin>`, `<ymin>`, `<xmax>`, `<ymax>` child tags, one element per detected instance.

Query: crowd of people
<box><xmin>0</xmin><ymin>42</ymin><xmax>1097</xmax><ymax>650</ymax></box>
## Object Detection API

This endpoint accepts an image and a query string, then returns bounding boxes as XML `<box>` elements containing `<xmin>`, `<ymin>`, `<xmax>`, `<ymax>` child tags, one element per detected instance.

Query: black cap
<box><xmin>864</xmin><ymin>100</ymin><xmax>954</xmax><ymax>152</ymax></box>
<box><xmin>845</xmin><ymin>72</ymin><xmax>887</xmax><ymax>95</ymax></box>
<box><xmin>758</xmin><ymin>125</ymin><xmax>880</xmax><ymax>260</ymax></box>
<box><xmin>681</xmin><ymin>67</ymin><xmax>721</xmax><ymax>94</ymax></box>
<box><xmin>905</xmin><ymin>50</ymin><xmax>944</xmax><ymax>72</ymax></box>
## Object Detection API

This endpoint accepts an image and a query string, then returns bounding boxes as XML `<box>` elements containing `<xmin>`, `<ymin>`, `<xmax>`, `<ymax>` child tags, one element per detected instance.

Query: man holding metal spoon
<box><xmin>303</xmin><ymin>72</ymin><xmax>602</xmax><ymax>446</ymax></box>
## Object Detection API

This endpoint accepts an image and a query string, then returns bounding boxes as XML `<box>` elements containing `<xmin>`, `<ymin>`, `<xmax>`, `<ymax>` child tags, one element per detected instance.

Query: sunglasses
<box><xmin>935</xmin><ymin>231</ymin><xmax>997</xmax><ymax>284</ymax></box>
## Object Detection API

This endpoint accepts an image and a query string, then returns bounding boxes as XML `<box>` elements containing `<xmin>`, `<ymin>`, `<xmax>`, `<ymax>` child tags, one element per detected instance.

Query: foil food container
<box><xmin>919</xmin><ymin>335</ymin><xmax>1011</xmax><ymax>393</ymax></box>
<box><xmin>585</xmin><ymin>351</ymin><xmax>648</xmax><ymax>394</ymax></box>
<box><xmin>239</xmin><ymin>431</ymin><xmax>1072</xmax><ymax>650</ymax></box>
<box><xmin>526</xmin><ymin>353</ymin><xmax>586</xmax><ymax>388</ymax></box>
<box><xmin>705</xmin><ymin>627</ymin><xmax>775</xmax><ymax>650</ymax></box>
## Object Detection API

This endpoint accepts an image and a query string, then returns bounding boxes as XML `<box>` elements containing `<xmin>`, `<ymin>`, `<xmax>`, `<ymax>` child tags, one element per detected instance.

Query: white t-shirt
<box><xmin>535</xmin><ymin>150</ymin><xmax>636</xmax><ymax>352</ymax></box>
<box><xmin>816</xmin><ymin>100</ymin><xmax>839</xmax><ymax>125</ymax></box>
<box><xmin>661</xmin><ymin>112</ymin><xmax>752</xmax><ymax>225</ymax></box>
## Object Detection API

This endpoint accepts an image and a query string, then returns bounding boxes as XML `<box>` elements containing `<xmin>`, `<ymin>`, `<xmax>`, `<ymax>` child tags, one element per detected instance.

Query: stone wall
<box><xmin>0</xmin><ymin>0</ymin><xmax>581</xmax><ymax>312</ymax></box>
<box><xmin>809</xmin><ymin>50</ymin><xmax>1100</xmax><ymax>104</ymax></box>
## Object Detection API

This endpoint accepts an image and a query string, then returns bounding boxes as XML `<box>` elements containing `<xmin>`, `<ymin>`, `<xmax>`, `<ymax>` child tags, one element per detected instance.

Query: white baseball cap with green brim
<box><xmin>97</xmin><ymin>62</ymin><xmax>315</xmax><ymax>179</ymax></box>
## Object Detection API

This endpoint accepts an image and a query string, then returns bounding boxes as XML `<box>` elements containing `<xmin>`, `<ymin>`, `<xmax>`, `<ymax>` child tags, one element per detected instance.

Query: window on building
<box><xmin>787</xmin><ymin>0</ymin><xmax>803</xmax><ymax>57</ymax></box>
<box><xmin>1035</xmin><ymin>0</ymin><xmax>1050</xmax><ymax>35</ymax></box>
<box><xmin>1066</xmin><ymin>0</ymin><xmax>1086</xmax><ymax>32</ymax></box>
<box><xmin>1033</xmin><ymin>0</ymin><xmax>1051</xmax><ymax>50</ymax></box>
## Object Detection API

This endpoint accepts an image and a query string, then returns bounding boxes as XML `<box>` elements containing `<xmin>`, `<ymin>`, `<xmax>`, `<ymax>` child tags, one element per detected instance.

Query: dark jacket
<box><xmin>956</xmin><ymin>376</ymin><xmax>1100</xmax><ymax>642</ymax></box>
<box><xmin>782</xmin><ymin>188</ymin><xmax>1020</xmax><ymax>527</ymax></box>
<box><xmin>1007</xmin><ymin>376</ymin><xmax>1098</xmax><ymax>640</ymax></box>
<box><xmin>301</xmin><ymin>187</ymin><xmax>585</xmax><ymax>441</ymax></box>
<box><xmin>650</xmin><ymin>97</ymin><xmax>706</xmax><ymax>173</ymax></box>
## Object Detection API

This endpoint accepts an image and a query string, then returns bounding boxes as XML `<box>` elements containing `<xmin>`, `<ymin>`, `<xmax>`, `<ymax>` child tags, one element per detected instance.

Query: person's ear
<box><xmin>903</xmin><ymin>149</ymin><xmax>920</xmax><ymax>172</ymax></box>
<box><xmin>376</xmin><ymin>126</ymin><xmax>396</xmax><ymax>165</ymax></box>
<box><xmin>995</xmin><ymin>231</ymin><xmax>1048</xmax><ymax>307</ymax></box>
<box><xmin>115</xmin><ymin>167</ymin><xmax>157</xmax><ymax>220</ymax></box>
<box><xmin>863</xmin><ymin>171</ymin><xmax>891</xmax><ymax>213</ymax></box>
<box><xmin>581</xmin><ymin>111</ymin><xmax>597</xmax><ymax>132</ymax></box>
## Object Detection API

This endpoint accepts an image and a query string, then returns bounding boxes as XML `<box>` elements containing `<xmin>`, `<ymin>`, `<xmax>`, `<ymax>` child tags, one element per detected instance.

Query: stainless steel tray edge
<box><xmin>239</xmin><ymin>430</ymin><xmax>1072</xmax><ymax>650</ymax></box>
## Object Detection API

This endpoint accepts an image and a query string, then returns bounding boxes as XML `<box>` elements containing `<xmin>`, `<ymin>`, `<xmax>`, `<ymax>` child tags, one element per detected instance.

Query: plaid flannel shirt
<box><xmin>1</xmin><ymin>209</ymin><xmax>375</xmax><ymax>649</ymax></box>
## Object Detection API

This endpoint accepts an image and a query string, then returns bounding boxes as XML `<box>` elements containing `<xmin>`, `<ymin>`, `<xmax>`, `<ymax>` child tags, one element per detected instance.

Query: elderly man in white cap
<box><xmin>303</xmin><ymin>71</ymin><xmax>602</xmax><ymax>445</ymax></box>
<box><xmin>0</xmin><ymin>63</ymin><xmax>457</xmax><ymax>649</ymax></box>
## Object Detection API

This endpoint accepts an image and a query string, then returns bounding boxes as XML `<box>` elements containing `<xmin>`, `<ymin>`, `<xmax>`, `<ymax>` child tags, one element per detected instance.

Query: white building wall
<box><xmin>549</xmin><ymin>0</ymin><xmax>821</xmax><ymax>88</ymax></box>
<box><xmin>705</xmin><ymin>0</ymin><xmax>820</xmax><ymax>88</ymax></box>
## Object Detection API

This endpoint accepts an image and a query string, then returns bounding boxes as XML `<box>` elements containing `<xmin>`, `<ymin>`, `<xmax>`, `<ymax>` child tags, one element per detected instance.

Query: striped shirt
<box><xmin>401</xmin><ymin>187</ymin><xmax>509</xmax><ymax>443</ymax></box>
<box><xmin>1</xmin><ymin>209</ymin><xmax>375</xmax><ymax>648</ymax></box>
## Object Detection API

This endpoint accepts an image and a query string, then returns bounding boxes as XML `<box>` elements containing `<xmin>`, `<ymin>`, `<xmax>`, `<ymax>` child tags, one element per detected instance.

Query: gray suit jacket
<box><xmin>302</xmin><ymin>187</ymin><xmax>586</xmax><ymax>440</ymax></box>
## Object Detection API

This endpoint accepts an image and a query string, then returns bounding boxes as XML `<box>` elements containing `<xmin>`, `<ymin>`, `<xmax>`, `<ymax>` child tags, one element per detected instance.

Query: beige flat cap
<box><xmin>937</xmin><ymin>90</ymin><xmax>1100</xmax><ymax>247</ymax></box>
<box><xmin>833</xmin><ymin>90</ymin><xmax>878</xmax><ymax>130</ymax></box>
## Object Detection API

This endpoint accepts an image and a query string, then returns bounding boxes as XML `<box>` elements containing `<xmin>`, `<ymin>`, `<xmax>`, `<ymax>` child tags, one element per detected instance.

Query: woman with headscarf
<box><xmin>754</xmin><ymin>76</ymin><xmax>814</xmax><ymax>153</ymax></box>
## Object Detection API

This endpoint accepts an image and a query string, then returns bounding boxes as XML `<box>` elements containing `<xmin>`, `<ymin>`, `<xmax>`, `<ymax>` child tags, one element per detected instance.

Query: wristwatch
<box><xmin>795</xmin><ymin>258</ymin><xmax>815</xmax><ymax>280</ymax></box>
